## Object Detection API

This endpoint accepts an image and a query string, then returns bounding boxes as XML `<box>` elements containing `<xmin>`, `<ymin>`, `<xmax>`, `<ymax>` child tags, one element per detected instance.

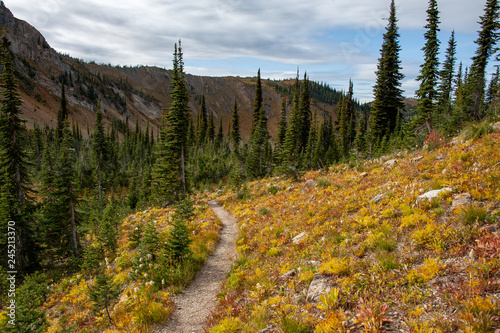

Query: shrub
<box><xmin>461</xmin><ymin>206</ymin><xmax>488</xmax><ymax>226</ymax></box>
<box><xmin>209</xmin><ymin>317</ymin><xmax>243</xmax><ymax>333</ymax></box>
<box><xmin>317</xmin><ymin>178</ymin><xmax>332</xmax><ymax>188</ymax></box>
<box><xmin>319</xmin><ymin>257</ymin><xmax>350</xmax><ymax>276</ymax></box>
<box><xmin>424</xmin><ymin>130</ymin><xmax>447</xmax><ymax>151</ymax></box>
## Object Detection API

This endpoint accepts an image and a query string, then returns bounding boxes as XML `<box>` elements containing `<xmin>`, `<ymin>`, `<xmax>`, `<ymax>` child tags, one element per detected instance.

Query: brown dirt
<box><xmin>155</xmin><ymin>200</ymin><xmax>238</xmax><ymax>333</ymax></box>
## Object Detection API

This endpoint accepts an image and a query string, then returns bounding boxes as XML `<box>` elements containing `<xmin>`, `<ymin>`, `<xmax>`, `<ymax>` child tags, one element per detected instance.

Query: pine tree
<box><xmin>370</xmin><ymin>0</ymin><xmax>405</xmax><ymax>142</ymax></box>
<box><xmin>230</xmin><ymin>100</ymin><xmax>241</xmax><ymax>152</ymax></box>
<box><xmin>196</xmin><ymin>95</ymin><xmax>207</xmax><ymax>146</ymax></box>
<box><xmin>251</xmin><ymin>69</ymin><xmax>263</xmax><ymax>135</ymax></box>
<box><xmin>88</xmin><ymin>267</ymin><xmax>121</xmax><ymax>325</ymax></box>
<box><xmin>486</xmin><ymin>66</ymin><xmax>500</xmax><ymax>110</ymax></box>
<box><xmin>167</xmin><ymin>198</ymin><xmax>192</xmax><ymax>263</ymax></box>
<box><xmin>153</xmin><ymin>41</ymin><xmax>190</xmax><ymax>202</ymax></box>
<box><xmin>465</xmin><ymin>0</ymin><xmax>500</xmax><ymax>120</ymax></box>
<box><xmin>436</xmin><ymin>31</ymin><xmax>457</xmax><ymax>123</ymax></box>
<box><xmin>355</xmin><ymin>113</ymin><xmax>368</xmax><ymax>156</ymax></box>
<box><xmin>416</xmin><ymin>0</ymin><xmax>440</xmax><ymax>132</ymax></box>
<box><xmin>277</xmin><ymin>95</ymin><xmax>288</xmax><ymax>149</ymax></box>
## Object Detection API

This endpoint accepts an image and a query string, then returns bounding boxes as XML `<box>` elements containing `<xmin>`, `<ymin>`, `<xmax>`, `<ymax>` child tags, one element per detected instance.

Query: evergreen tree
<box><xmin>207</xmin><ymin>110</ymin><xmax>215</xmax><ymax>142</ymax></box>
<box><xmin>0</xmin><ymin>32</ymin><xmax>37</xmax><ymax>272</ymax></box>
<box><xmin>55</xmin><ymin>83</ymin><xmax>68</xmax><ymax>142</ymax></box>
<box><xmin>299</xmin><ymin>72</ymin><xmax>311</xmax><ymax>152</ymax></box>
<box><xmin>370</xmin><ymin>0</ymin><xmax>405</xmax><ymax>143</ymax></box>
<box><xmin>215</xmin><ymin>117</ymin><xmax>224</xmax><ymax>149</ymax></box>
<box><xmin>167</xmin><ymin>198</ymin><xmax>192</xmax><ymax>263</ymax></box>
<box><xmin>247</xmin><ymin>107</ymin><xmax>269</xmax><ymax>178</ymax></box>
<box><xmin>281</xmin><ymin>73</ymin><xmax>302</xmax><ymax>174</ymax></box>
<box><xmin>436</xmin><ymin>31</ymin><xmax>457</xmax><ymax>122</ymax></box>
<box><xmin>415</xmin><ymin>0</ymin><xmax>440</xmax><ymax>132</ymax></box>
<box><xmin>354</xmin><ymin>113</ymin><xmax>368</xmax><ymax>156</ymax></box>
<box><xmin>251</xmin><ymin>69</ymin><xmax>263</xmax><ymax>135</ymax></box>
<box><xmin>230</xmin><ymin>100</ymin><xmax>241</xmax><ymax>152</ymax></box>
<box><xmin>153</xmin><ymin>41</ymin><xmax>190</xmax><ymax>202</ymax></box>
<box><xmin>486</xmin><ymin>66</ymin><xmax>500</xmax><ymax>110</ymax></box>
<box><xmin>91</xmin><ymin>100</ymin><xmax>107</xmax><ymax>201</ymax></box>
<box><xmin>88</xmin><ymin>267</ymin><xmax>121</xmax><ymax>325</ymax></box>
<box><xmin>277</xmin><ymin>95</ymin><xmax>288</xmax><ymax>149</ymax></box>
<box><xmin>196</xmin><ymin>94</ymin><xmax>207</xmax><ymax>146</ymax></box>
<box><xmin>465</xmin><ymin>0</ymin><xmax>500</xmax><ymax>120</ymax></box>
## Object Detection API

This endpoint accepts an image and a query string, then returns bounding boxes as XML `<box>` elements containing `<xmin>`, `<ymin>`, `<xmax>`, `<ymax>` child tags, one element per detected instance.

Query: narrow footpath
<box><xmin>157</xmin><ymin>200</ymin><xmax>238</xmax><ymax>333</ymax></box>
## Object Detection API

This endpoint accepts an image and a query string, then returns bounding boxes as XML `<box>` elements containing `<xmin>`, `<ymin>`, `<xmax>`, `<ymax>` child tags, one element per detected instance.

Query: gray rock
<box><xmin>416</xmin><ymin>187</ymin><xmax>453</xmax><ymax>204</ymax></box>
<box><xmin>410</xmin><ymin>156</ymin><xmax>424</xmax><ymax>163</ymax></box>
<box><xmin>280</xmin><ymin>269</ymin><xmax>296</xmax><ymax>279</ymax></box>
<box><xmin>371</xmin><ymin>193</ymin><xmax>386</xmax><ymax>203</ymax></box>
<box><xmin>359</xmin><ymin>172</ymin><xmax>368</xmax><ymax>178</ymax></box>
<box><xmin>292</xmin><ymin>232</ymin><xmax>307</xmax><ymax>245</ymax></box>
<box><xmin>384</xmin><ymin>159</ymin><xmax>398</xmax><ymax>168</ymax></box>
<box><xmin>451</xmin><ymin>192</ymin><xmax>472</xmax><ymax>210</ymax></box>
<box><xmin>306</xmin><ymin>274</ymin><xmax>332</xmax><ymax>303</ymax></box>
<box><xmin>493</xmin><ymin>122</ymin><xmax>500</xmax><ymax>132</ymax></box>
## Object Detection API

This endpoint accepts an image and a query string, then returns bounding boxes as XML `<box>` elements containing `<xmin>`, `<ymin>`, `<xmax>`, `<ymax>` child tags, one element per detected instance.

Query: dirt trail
<box><xmin>157</xmin><ymin>200</ymin><xmax>238</xmax><ymax>333</ymax></box>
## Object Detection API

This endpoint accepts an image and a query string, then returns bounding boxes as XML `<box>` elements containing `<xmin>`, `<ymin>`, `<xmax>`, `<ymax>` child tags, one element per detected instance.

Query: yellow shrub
<box><xmin>407</xmin><ymin>258</ymin><xmax>444</xmax><ymax>285</ymax></box>
<box><xmin>319</xmin><ymin>257</ymin><xmax>350</xmax><ymax>276</ymax></box>
<box><xmin>209</xmin><ymin>317</ymin><xmax>243</xmax><ymax>333</ymax></box>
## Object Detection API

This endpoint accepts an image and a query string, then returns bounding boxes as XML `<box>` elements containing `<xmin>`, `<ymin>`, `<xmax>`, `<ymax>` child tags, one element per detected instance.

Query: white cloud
<box><xmin>5</xmin><ymin>0</ymin><xmax>492</xmax><ymax>101</ymax></box>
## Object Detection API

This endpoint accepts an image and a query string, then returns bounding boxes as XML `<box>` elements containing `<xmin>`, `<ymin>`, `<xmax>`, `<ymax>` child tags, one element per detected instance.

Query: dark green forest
<box><xmin>0</xmin><ymin>0</ymin><xmax>500</xmax><ymax>330</ymax></box>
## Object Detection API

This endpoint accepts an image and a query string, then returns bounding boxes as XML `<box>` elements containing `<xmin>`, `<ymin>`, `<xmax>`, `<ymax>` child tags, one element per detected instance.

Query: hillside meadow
<box><xmin>208</xmin><ymin>131</ymin><xmax>500</xmax><ymax>332</ymax></box>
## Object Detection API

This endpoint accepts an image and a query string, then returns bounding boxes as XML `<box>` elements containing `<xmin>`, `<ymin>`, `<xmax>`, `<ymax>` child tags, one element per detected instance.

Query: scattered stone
<box><xmin>371</xmin><ymin>193</ymin><xmax>386</xmax><ymax>203</ymax></box>
<box><xmin>493</xmin><ymin>121</ymin><xmax>500</xmax><ymax>132</ymax></box>
<box><xmin>451</xmin><ymin>192</ymin><xmax>472</xmax><ymax>210</ymax></box>
<box><xmin>416</xmin><ymin>187</ymin><xmax>453</xmax><ymax>204</ymax></box>
<box><xmin>308</xmin><ymin>260</ymin><xmax>321</xmax><ymax>266</ymax></box>
<box><xmin>435</xmin><ymin>154</ymin><xmax>445</xmax><ymax>160</ymax></box>
<box><xmin>306</xmin><ymin>274</ymin><xmax>332</xmax><ymax>303</ymax></box>
<box><xmin>258</xmin><ymin>326</ymin><xmax>275</xmax><ymax>333</ymax></box>
<box><xmin>359</xmin><ymin>172</ymin><xmax>368</xmax><ymax>178</ymax></box>
<box><xmin>442</xmin><ymin>168</ymin><xmax>448</xmax><ymax>175</ymax></box>
<box><xmin>215</xmin><ymin>189</ymin><xmax>223</xmax><ymax>195</ymax></box>
<box><xmin>292</xmin><ymin>232</ymin><xmax>307</xmax><ymax>245</ymax></box>
<box><xmin>411</xmin><ymin>156</ymin><xmax>424</xmax><ymax>163</ymax></box>
<box><xmin>384</xmin><ymin>159</ymin><xmax>398</xmax><ymax>168</ymax></box>
<box><xmin>280</xmin><ymin>269</ymin><xmax>296</xmax><ymax>279</ymax></box>
<box><xmin>304</xmin><ymin>179</ymin><xmax>317</xmax><ymax>188</ymax></box>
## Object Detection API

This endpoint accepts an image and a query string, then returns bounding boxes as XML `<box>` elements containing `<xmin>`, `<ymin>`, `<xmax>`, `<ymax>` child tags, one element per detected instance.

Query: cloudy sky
<box><xmin>7</xmin><ymin>0</ymin><xmax>496</xmax><ymax>102</ymax></box>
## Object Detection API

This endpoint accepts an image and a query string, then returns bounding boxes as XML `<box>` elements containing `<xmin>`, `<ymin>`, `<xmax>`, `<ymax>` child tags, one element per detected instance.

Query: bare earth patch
<box><xmin>155</xmin><ymin>200</ymin><xmax>238</xmax><ymax>333</ymax></box>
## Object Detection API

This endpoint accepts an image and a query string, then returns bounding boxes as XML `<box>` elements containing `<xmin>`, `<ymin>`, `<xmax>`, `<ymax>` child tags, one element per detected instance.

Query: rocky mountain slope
<box><xmin>0</xmin><ymin>2</ymin><xmax>344</xmax><ymax>140</ymax></box>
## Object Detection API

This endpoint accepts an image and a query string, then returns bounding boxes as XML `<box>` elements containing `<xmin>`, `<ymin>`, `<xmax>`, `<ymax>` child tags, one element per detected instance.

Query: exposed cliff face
<box><xmin>0</xmin><ymin>3</ymin><xmax>336</xmax><ymax>139</ymax></box>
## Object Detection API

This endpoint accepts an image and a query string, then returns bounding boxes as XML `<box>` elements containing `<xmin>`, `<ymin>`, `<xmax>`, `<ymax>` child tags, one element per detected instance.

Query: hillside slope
<box><xmin>210</xmin><ymin>131</ymin><xmax>500</xmax><ymax>332</ymax></box>
<box><xmin>0</xmin><ymin>3</ymin><xmax>346</xmax><ymax>139</ymax></box>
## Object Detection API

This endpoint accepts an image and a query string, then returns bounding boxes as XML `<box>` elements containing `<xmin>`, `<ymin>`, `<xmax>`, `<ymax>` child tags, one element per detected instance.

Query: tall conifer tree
<box><xmin>153</xmin><ymin>41</ymin><xmax>190</xmax><ymax>201</ymax></box>
<box><xmin>251</xmin><ymin>69</ymin><xmax>263</xmax><ymax>135</ymax></box>
<box><xmin>196</xmin><ymin>95</ymin><xmax>207</xmax><ymax>146</ymax></box>
<box><xmin>370</xmin><ymin>0</ymin><xmax>405</xmax><ymax>143</ymax></box>
<box><xmin>465</xmin><ymin>0</ymin><xmax>500</xmax><ymax>120</ymax></box>
<box><xmin>416</xmin><ymin>0</ymin><xmax>440</xmax><ymax>132</ymax></box>
<box><xmin>437</xmin><ymin>31</ymin><xmax>457</xmax><ymax>121</ymax></box>
<box><xmin>230</xmin><ymin>100</ymin><xmax>241</xmax><ymax>152</ymax></box>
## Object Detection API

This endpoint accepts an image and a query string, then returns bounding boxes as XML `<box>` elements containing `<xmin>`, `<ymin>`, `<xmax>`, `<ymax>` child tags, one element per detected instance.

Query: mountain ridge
<box><xmin>0</xmin><ymin>3</ymin><xmax>346</xmax><ymax>140</ymax></box>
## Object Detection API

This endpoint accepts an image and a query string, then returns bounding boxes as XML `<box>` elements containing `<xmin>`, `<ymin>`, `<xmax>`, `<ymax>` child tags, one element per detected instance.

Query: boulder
<box><xmin>306</xmin><ymin>274</ymin><xmax>332</xmax><ymax>303</ymax></box>
<box><xmin>359</xmin><ymin>172</ymin><xmax>369</xmax><ymax>178</ymax></box>
<box><xmin>416</xmin><ymin>187</ymin><xmax>453</xmax><ymax>204</ymax></box>
<box><xmin>451</xmin><ymin>193</ymin><xmax>472</xmax><ymax>210</ymax></box>
<box><xmin>292</xmin><ymin>232</ymin><xmax>307</xmax><ymax>245</ymax></box>
<box><xmin>493</xmin><ymin>122</ymin><xmax>500</xmax><ymax>132</ymax></box>
<box><xmin>410</xmin><ymin>156</ymin><xmax>424</xmax><ymax>163</ymax></box>
<box><xmin>384</xmin><ymin>159</ymin><xmax>398</xmax><ymax>168</ymax></box>
<box><xmin>371</xmin><ymin>193</ymin><xmax>386</xmax><ymax>203</ymax></box>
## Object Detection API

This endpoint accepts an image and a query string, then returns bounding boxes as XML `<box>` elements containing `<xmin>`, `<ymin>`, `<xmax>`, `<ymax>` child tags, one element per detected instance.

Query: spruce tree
<box><xmin>215</xmin><ymin>117</ymin><xmax>224</xmax><ymax>149</ymax></box>
<box><xmin>299</xmin><ymin>73</ymin><xmax>311</xmax><ymax>152</ymax></box>
<box><xmin>465</xmin><ymin>0</ymin><xmax>500</xmax><ymax>120</ymax></box>
<box><xmin>0</xmin><ymin>32</ymin><xmax>37</xmax><ymax>272</ymax></box>
<box><xmin>436</xmin><ymin>31</ymin><xmax>457</xmax><ymax>123</ymax></box>
<box><xmin>281</xmin><ymin>73</ymin><xmax>302</xmax><ymax>174</ymax></box>
<box><xmin>251</xmin><ymin>69</ymin><xmax>263</xmax><ymax>135</ymax></box>
<box><xmin>207</xmin><ymin>110</ymin><xmax>215</xmax><ymax>142</ymax></box>
<box><xmin>153</xmin><ymin>41</ymin><xmax>190</xmax><ymax>202</ymax></box>
<box><xmin>91</xmin><ymin>100</ymin><xmax>107</xmax><ymax>201</ymax></box>
<box><xmin>230</xmin><ymin>100</ymin><xmax>241</xmax><ymax>153</ymax></box>
<box><xmin>370</xmin><ymin>0</ymin><xmax>405</xmax><ymax>143</ymax></box>
<box><xmin>277</xmin><ymin>95</ymin><xmax>288</xmax><ymax>149</ymax></box>
<box><xmin>196</xmin><ymin>95</ymin><xmax>207</xmax><ymax>146</ymax></box>
<box><xmin>55</xmin><ymin>83</ymin><xmax>68</xmax><ymax>142</ymax></box>
<box><xmin>415</xmin><ymin>0</ymin><xmax>440</xmax><ymax>132</ymax></box>
<box><xmin>247</xmin><ymin>107</ymin><xmax>269</xmax><ymax>178</ymax></box>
